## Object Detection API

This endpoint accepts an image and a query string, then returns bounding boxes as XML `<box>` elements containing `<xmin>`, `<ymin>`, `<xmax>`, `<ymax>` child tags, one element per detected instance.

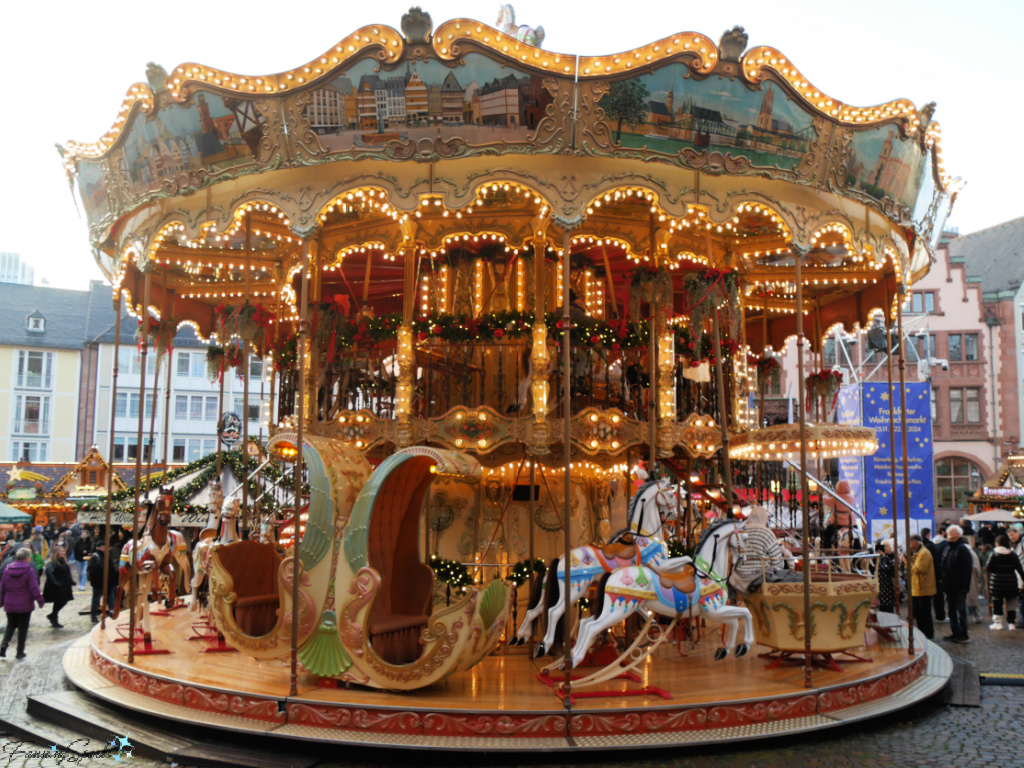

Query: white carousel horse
<box><xmin>496</xmin><ymin>4</ymin><xmax>545</xmax><ymax>48</ymax></box>
<box><xmin>569</xmin><ymin>518</ymin><xmax>754</xmax><ymax>668</ymax></box>
<box><xmin>190</xmin><ymin>496</ymin><xmax>241</xmax><ymax>612</ymax></box>
<box><xmin>512</xmin><ymin>477</ymin><xmax>675</xmax><ymax>656</ymax></box>
<box><xmin>112</xmin><ymin>489</ymin><xmax>187</xmax><ymax>648</ymax></box>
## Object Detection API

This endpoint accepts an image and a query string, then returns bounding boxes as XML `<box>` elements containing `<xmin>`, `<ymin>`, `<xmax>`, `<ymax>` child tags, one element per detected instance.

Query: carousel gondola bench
<box><xmin>212</xmin><ymin>540</ymin><xmax>282</xmax><ymax>637</ymax></box>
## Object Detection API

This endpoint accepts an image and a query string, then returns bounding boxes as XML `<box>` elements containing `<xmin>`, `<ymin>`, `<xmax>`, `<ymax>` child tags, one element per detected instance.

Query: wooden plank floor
<box><xmin>93</xmin><ymin>611</ymin><xmax>923</xmax><ymax>712</ymax></box>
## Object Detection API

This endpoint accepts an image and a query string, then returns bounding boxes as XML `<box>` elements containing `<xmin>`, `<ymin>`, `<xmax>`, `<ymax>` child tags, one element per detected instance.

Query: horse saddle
<box><xmin>601</xmin><ymin>539</ymin><xmax>638</xmax><ymax>562</ymax></box>
<box><xmin>650</xmin><ymin>559</ymin><xmax>697</xmax><ymax>594</ymax></box>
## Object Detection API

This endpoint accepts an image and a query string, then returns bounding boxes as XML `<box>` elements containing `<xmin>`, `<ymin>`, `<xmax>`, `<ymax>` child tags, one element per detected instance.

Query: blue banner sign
<box><xmin>839</xmin><ymin>382</ymin><xmax>935</xmax><ymax>543</ymax></box>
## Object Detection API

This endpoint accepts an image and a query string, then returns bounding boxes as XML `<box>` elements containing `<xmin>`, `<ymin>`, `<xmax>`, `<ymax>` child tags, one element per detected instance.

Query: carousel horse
<box><xmin>570</xmin><ymin>518</ymin><xmax>754</xmax><ymax>668</ymax></box>
<box><xmin>190</xmin><ymin>496</ymin><xmax>241</xmax><ymax>612</ymax></box>
<box><xmin>112</xmin><ymin>488</ymin><xmax>188</xmax><ymax>649</ymax></box>
<box><xmin>496</xmin><ymin>4</ymin><xmax>545</xmax><ymax>48</ymax></box>
<box><xmin>512</xmin><ymin>477</ymin><xmax>675</xmax><ymax>657</ymax></box>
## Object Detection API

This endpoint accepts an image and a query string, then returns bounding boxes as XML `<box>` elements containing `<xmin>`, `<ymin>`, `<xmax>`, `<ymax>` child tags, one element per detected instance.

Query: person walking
<box><xmin>987</xmin><ymin>534</ymin><xmax>1024</xmax><ymax>630</ymax></box>
<box><xmin>941</xmin><ymin>525</ymin><xmax>974</xmax><ymax>644</ymax></box>
<box><xmin>1009</xmin><ymin>523</ymin><xmax>1024</xmax><ymax>628</ymax></box>
<box><xmin>928</xmin><ymin>527</ymin><xmax>948</xmax><ymax>623</ymax></box>
<box><xmin>876</xmin><ymin>540</ymin><xmax>898</xmax><ymax>613</ymax></box>
<box><xmin>907</xmin><ymin>534</ymin><xmax>936</xmax><ymax>640</ymax></box>
<box><xmin>0</xmin><ymin>548</ymin><xmax>45</xmax><ymax>658</ymax></box>
<box><xmin>87</xmin><ymin>541</ymin><xmax>119</xmax><ymax>623</ymax></box>
<box><xmin>73</xmin><ymin>528</ymin><xmax>91</xmax><ymax>591</ymax></box>
<box><xmin>27</xmin><ymin>527</ymin><xmax>48</xmax><ymax>577</ymax></box>
<box><xmin>42</xmin><ymin>544</ymin><xmax>74</xmax><ymax>629</ymax></box>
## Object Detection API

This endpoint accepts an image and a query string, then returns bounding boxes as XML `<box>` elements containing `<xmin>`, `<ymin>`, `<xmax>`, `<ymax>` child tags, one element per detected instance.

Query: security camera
<box><xmin>928</xmin><ymin>357</ymin><xmax>949</xmax><ymax>371</ymax></box>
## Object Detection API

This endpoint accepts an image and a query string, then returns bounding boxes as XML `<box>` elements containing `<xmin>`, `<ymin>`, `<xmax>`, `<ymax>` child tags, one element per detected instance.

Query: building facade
<box><xmin>769</xmin><ymin>223</ymin><xmax>1023</xmax><ymax>522</ymax></box>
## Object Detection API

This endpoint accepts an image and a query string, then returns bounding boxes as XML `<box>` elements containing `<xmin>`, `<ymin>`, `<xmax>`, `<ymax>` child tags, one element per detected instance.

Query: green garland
<box><xmin>76</xmin><ymin>438</ymin><xmax>282</xmax><ymax>517</ymax></box>
<box><xmin>507</xmin><ymin>558</ymin><xmax>547</xmax><ymax>587</ymax></box>
<box><xmin>428</xmin><ymin>557</ymin><xmax>473</xmax><ymax>590</ymax></box>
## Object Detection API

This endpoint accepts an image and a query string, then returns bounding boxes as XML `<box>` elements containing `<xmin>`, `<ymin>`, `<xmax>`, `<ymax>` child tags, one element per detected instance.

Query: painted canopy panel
<box><xmin>64</xmin><ymin>13</ymin><xmax>954</xmax><ymax>258</ymax></box>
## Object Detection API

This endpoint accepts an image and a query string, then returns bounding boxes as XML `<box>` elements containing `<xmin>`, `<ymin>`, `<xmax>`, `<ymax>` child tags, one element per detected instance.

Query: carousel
<box><xmin>59</xmin><ymin>7</ymin><xmax>955</xmax><ymax>751</ymax></box>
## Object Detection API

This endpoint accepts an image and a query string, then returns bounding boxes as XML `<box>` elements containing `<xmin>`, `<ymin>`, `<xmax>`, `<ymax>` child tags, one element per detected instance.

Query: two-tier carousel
<box><xmin>60</xmin><ymin>8</ymin><xmax>955</xmax><ymax>750</ymax></box>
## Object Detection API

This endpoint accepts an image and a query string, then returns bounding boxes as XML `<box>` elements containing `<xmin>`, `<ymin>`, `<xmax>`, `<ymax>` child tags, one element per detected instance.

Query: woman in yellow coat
<box><xmin>907</xmin><ymin>534</ymin><xmax>936</xmax><ymax>640</ymax></box>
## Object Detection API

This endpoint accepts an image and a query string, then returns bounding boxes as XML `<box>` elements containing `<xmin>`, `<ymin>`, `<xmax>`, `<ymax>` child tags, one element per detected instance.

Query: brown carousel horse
<box><xmin>112</xmin><ymin>488</ymin><xmax>187</xmax><ymax>649</ymax></box>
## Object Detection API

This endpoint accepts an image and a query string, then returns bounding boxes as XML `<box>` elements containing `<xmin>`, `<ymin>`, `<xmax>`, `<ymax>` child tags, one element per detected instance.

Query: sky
<box><xmin>2</xmin><ymin>0</ymin><xmax>1021</xmax><ymax>290</ymax></box>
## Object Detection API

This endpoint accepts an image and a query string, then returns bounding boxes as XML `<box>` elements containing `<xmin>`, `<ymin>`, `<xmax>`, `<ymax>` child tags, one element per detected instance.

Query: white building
<box><xmin>0</xmin><ymin>252</ymin><xmax>34</xmax><ymax>285</ymax></box>
<box><xmin>85</xmin><ymin>284</ymin><xmax>272</xmax><ymax>465</ymax></box>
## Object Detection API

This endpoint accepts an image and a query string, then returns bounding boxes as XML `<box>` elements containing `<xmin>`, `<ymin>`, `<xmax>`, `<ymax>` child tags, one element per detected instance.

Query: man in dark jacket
<box><xmin>941</xmin><ymin>525</ymin><xmax>974</xmax><ymax>643</ymax></box>
<box><xmin>87</xmin><ymin>542</ymin><xmax>119</xmax><ymax>623</ymax></box>
<box><xmin>0</xmin><ymin>548</ymin><xmax>45</xmax><ymax>658</ymax></box>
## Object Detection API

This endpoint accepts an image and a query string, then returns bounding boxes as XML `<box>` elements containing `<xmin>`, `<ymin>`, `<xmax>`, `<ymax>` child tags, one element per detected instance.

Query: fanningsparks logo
<box><xmin>1</xmin><ymin>732</ymin><xmax>133</xmax><ymax>764</ymax></box>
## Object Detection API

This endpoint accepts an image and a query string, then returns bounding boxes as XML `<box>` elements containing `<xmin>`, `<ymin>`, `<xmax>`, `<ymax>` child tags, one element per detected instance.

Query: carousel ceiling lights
<box><xmin>727</xmin><ymin>423</ymin><xmax>878</xmax><ymax>462</ymax></box>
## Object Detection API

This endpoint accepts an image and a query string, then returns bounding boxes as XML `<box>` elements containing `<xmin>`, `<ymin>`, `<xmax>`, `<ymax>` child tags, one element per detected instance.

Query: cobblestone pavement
<box><xmin>0</xmin><ymin>594</ymin><xmax>1021</xmax><ymax>768</ymax></box>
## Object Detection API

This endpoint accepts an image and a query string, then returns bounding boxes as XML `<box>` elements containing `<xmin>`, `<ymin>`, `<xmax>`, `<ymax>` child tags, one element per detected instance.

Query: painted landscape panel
<box><xmin>597</xmin><ymin>65</ymin><xmax>816</xmax><ymax>170</ymax></box>
<box><xmin>308</xmin><ymin>53</ymin><xmax>553</xmax><ymax>153</ymax></box>
<box><xmin>845</xmin><ymin>125</ymin><xmax>927</xmax><ymax>211</ymax></box>
<box><xmin>115</xmin><ymin>90</ymin><xmax>257</xmax><ymax>203</ymax></box>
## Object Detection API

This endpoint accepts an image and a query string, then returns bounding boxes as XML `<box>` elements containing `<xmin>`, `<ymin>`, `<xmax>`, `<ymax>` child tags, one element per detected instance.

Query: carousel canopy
<box><xmin>61</xmin><ymin>12</ymin><xmax>955</xmax><ymax>353</ymax></box>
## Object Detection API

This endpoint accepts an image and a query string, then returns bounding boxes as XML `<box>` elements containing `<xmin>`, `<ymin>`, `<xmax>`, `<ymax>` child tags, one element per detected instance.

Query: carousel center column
<box><xmin>395</xmin><ymin>221</ymin><xmax>418</xmax><ymax>447</ymax></box>
<box><xmin>529</xmin><ymin>214</ymin><xmax>551</xmax><ymax>454</ymax></box>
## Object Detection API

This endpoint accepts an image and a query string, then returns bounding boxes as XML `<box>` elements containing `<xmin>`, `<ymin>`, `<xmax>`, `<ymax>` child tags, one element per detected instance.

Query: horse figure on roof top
<box><xmin>497</xmin><ymin>4</ymin><xmax>545</xmax><ymax>49</ymax></box>
<box><xmin>510</xmin><ymin>477</ymin><xmax>675</xmax><ymax>657</ymax></box>
<box><xmin>569</xmin><ymin>518</ymin><xmax>754</xmax><ymax>668</ymax></box>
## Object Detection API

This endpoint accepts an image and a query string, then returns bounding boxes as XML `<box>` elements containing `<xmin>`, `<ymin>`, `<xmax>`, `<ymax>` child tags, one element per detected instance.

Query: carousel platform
<box><xmin>59</xmin><ymin>610</ymin><xmax>952</xmax><ymax>752</ymax></box>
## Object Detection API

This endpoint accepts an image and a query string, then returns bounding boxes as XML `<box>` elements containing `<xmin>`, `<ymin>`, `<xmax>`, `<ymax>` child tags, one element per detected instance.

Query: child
<box><xmin>986</xmin><ymin>534</ymin><xmax>1024</xmax><ymax>630</ymax></box>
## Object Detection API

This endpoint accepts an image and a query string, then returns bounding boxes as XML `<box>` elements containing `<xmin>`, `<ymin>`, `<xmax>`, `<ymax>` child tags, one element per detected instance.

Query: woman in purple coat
<box><xmin>0</xmin><ymin>548</ymin><xmax>45</xmax><ymax>658</ymax></box>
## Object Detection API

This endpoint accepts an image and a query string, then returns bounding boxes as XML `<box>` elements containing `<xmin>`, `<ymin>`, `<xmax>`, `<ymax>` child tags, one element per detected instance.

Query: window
<box><xmin>190</xmin><ymin>396</ymin><xmax>203</xmax><ymax>420</ymax></box>
<box><xmin>965</xmin><ymin>387</ymin><xmax>981</xmax><ymax>423</ymax></box>
<box><xmin>234</xmin><ymin>397</ymin><xmax>261</xmax><ymax>423</ymax></box>
<box><xmin>10</xmin><ymin>442</ymin><xmax>46</xmax><ymax>462</ymax></box>
<box><xmin>176</xmin><ymin>352</ymin><xmax>191</xmax><ymax>377</ymax></box>
<box><xmin>766</xmin><ymin>366</ymin><xmax>782</xmax><ymax>396</ymax></box>
<box><xmin>249</xmin><ymin>357</ymin><xmax>263</xmax><ymax>379</ymax></box>
<box><xmin>117</xmin><ymin>348</ymin><xmax>156</xmax><ymax>375</ymax></box>
<box><xmin>172</xmin><ymin>439</ymin><xmax>186</xmax><ymax>462</ymax></box>
<box><xmin>204</xmin><ymin>396</ymin><xmax>218</xmax><ymax>421</ymax></box>
<box><xmin>930</xmin><ymin>387</ymin><xmax>938</xmax><ymax>422</ymax></box>
<box><xmin>175</xmin><ymin>395</ymin><xmax>188</xmax><ymax>420</ymax></box>
<box><xmin>115</xmin><ymin>392</ymin><xmax>128</xmax><ymax>418</ymax></box>
<box><xmin>14</xmin><ymin>395</ymin><xmax>49</xmax><ymax>435</ymax></box>
<box><xmin>26</xmin><ymin>315</ymin><xmax>44</xmax><ymax>332</ymax></box>
<box><xmin>16</xmin><ymin>351</ymin><xmax>52</xmax><ymax>389</ymax></box>
<box><xmin>949</xmin><ymin>387</ymin><xmax>982</xmax><ymax>424</ymax></box>
<box><xmin>948</xmin><ymin>334</ymin><xmax>962</xmax><ymax>362</ymax></box>
<box><xmin>187</xmin><ymin>439</ymin><xmax>202</xmax><ymax>462</ymax></box>
<box><xmin>964</xmin><ymin>333</ymin><xmax>979</xmax><ymax>362</ymax></box>
<box><xmin>909</xmin><ymin>292</ymin><xmax>935</xmax><ymax>314</ymax></box>
<box><xmin>935</xmin><ymin>458</ymin><xmax>983</xmax><ymax>508</ymax></box>
<box><xmin>203</xmin><ymin>439</ymin><xmax>216</xmax><ymax>456</ymax></box>
<box><xmin>192</xmin><ymin>352</ymin><xmax>207</xmax><ymax>377</ymax></box>
<box><xmin>949</xmin><ymin>389</ymin><xmax>962</xmax><ymax>423</ymax></box>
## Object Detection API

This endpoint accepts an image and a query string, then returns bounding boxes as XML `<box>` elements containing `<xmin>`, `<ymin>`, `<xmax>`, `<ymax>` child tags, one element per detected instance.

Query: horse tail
<box><xmin>541</xmin><ymin>557</ymin><xmax>560</xmax><ymax>614</ymax></box>
<box><xmin>527</xmin><ymin>563</ymin><xmax>547</xmax><ymax>611</ymax></box>
<box><xmin>592</xmin><ymin>571</ymin><xmax>612</xmax><ymax>620</ymax></box>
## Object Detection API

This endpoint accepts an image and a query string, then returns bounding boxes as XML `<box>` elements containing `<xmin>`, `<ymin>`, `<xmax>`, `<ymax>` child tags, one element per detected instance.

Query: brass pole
<box><xmin>242</xmin><ymin>213</ymin><xmax>251</xmax><ymax>537</ymax></box>
<box><xmin>527</xmin><ymin>458</ymin><xmax>536</xmax><ymax>656</ymax></box>
<box><xmin>897</xmin><ymin>291</ymin><xmax>915</xmax><ymax>654</ymax></box>
<box><xmin>128</xmin><ymin>271</ymin><xmax>151</xmax><ymax>663</ymax></box>
<box><xmin>101</xmin><ymin>289</ymin><xmax>122</xmax><ymax>630</ymax></box>
<box><xmin>290</xmin><ymin>239</ymin><xmax>311</xmax><ymax>697</ymax></box>
<box><xmin>794</xmin><ymin>253</ymin><xmax>813</xmax><ymax>689</ymax></box>
<box><xmin>712</xmin><ymin>311</ymin><xmax>733</xmax><ymax>518</ymax></box>
<box><xmin>160</xmin><ymin>292</ymin><xmax>174</xmax><ymax>478</ymax></box>
<box><xmin>884</xmin><ymin>286</ymin><xmax>901</xmax><ymax>619</ymax></box>
<box><xmin>560</xmin><ymin>229</ymin><xmax>573</xmax><ymax>723</ymax></box>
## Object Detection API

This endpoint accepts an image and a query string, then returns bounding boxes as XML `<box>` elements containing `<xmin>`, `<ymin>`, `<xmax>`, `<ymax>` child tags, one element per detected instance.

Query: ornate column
<box><xmin>529</xmin><ymin>214</ymin><xmax>550</xmax><ymax>454</ymax></box>
<box><xmin>396</xmin><ymin>219</ymin><xmax>419</xmax><ymax>447</ymax></box>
